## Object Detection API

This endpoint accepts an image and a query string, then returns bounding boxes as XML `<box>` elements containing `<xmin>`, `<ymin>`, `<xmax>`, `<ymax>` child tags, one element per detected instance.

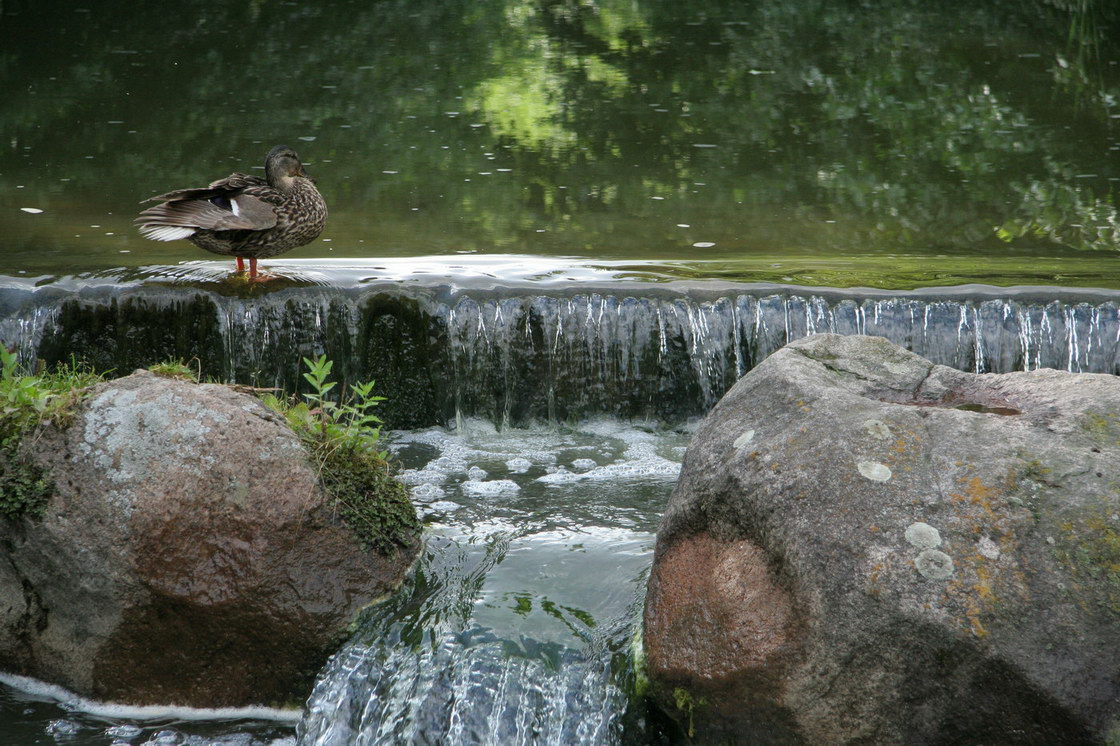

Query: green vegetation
<box><xmin>0</xmin><ymin>349</ymin><xmax>103</xmax><ymax>520</ymax></box>
<box><xmin>0</xmin><ymin>350</ymin><xmax>417</xmax><ymax>553</ymax></box>
<box><xmin>261</xmin><ymin>355</ymin><xmax>419</xmax><ymax>554</ymax></box>
<box><xmin>149</xmin><ymin>359</ymin><xmax>200</xmax><ymax>382</ymax></box>
<box><xmin>673</xmin><ymin>686</ymin><xmax>707</xmax><ymax>739</ymax></box>
<box><xmin>630</xmin><ymin>629</ymin><xmax>650</xmax><ymax>698</ymax></box>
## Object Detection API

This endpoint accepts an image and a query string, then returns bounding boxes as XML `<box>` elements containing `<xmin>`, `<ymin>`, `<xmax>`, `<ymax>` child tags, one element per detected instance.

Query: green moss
<box><xmin>672</xmin><ymin>686</ymin><xmax>708</xmax><ymax>739</ymax></box>
<box><xmin>315</xmin><ymin>443</ymin><xmax>420</xmax><ymax>554</ymax></box>
<box><xmin>0</xmin><ymin>438</ymin><xmax>52</xmax><ymax>520</ymax></box>
<box><xmin>1106</xmin><ymin>719</ymin><xmax>1120</xmax><ymax>746</ymax></box>
<box><xmin>1081</xmin><ymin>410</ymin><xmax>1120</xmax><ymax>446</ymax></box>
<box><xmin>261</xmin><ymin>355</ymin><xmax>420</xmax><ymax>555</ymax></box>
<box><xmin>0</xmin><ymin>351</ymin><xmax>102</xmax><ymax>521</ymax></box>
<box><xmin>630</xmin><ymin>629</ymin><xmax>650</xmax><ymax>698</ymax></box>
<box><xmin>1053</xmin><ymin>513</ymin><xmax>1120</xmax><ymax>615</ymax></box>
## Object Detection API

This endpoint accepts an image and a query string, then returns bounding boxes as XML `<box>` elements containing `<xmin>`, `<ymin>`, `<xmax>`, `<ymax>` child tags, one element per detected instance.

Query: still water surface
<box><xmin>2</xmin><ymin>0</ymin><xmax>1120</xmax><ymax>287</ymax></box>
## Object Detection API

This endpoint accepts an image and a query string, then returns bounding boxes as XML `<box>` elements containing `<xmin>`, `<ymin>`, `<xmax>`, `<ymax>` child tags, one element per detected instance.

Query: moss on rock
<box><xmin>0</xmin><ymin>438</ymin><xmax>52</xmax><ymax>520</ymax></box>
<box><xmin>315</xmin><ymin>444</ymin><xmax>420</xmax><ymax>555</ymax></box>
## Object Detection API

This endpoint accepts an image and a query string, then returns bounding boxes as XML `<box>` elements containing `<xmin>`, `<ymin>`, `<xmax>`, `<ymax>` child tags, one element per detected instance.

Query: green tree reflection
<box><xmin>0</xmin><ymin>0</ymin><xmax>1118</xmax><ymax>278</ymax></box>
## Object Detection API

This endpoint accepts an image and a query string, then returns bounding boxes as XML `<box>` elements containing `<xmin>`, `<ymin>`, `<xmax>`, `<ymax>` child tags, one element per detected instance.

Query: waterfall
<box><xmin>296</xmin><ymin>421</ymin><xmax>687</xmax><ymax>746</ymax></box>
<box><xmin>2</xmin><ymin>280</ymin><xmax>1116</xmax><ymax>427</ymax></box>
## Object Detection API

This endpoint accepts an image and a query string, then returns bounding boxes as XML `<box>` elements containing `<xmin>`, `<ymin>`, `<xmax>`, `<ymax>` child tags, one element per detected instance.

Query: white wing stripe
<box><xmin>138</xmin><ymin>225</ymin><xmax>197</xmax><ymax>241</ymax></box>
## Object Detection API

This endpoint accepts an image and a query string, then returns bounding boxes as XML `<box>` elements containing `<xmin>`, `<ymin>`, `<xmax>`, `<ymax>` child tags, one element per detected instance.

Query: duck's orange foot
<box><xmin>232</xmin><ymin>257</ymin><xmax>277</xmax><ymax>282</ymax></box>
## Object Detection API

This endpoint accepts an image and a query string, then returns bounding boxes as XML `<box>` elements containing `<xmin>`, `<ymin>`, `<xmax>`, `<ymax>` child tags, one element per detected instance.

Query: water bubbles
<box><xmin>46</xmin><ymin>719</ymin><xmax>81</xmax><ymax>736</ymax></box>
<box><xmin>460</xmin><ymin>479</ymin><xmax>520</xmax><ymax>496</ymax></box>
<box><xmin>19</xmin><ymin>207</ymin><xmax>43</xmax><ymax>214</ymax></box>
<box><xmin>506</xmin><ymin>457</ymin><xmax>531</xmax><ymax>473</ymax></box>
<box><xmin>400</xmin><ymin>469</ymin><xmax>447</xmax><ymax>486</ymax></box>
<box><xmin>692</xmin><ymin>241</ymin><xmax>716</xmax><ymax>248</ymax></box>
<box><xmin>145</xmin><ymin>730</ymin><xmax>183</xmax><ymax>744</ymax></box>
<box><xmin>106</xmin><ymin>724</ymin><xmax>143</xmax><ymax>738</ymax></box>
<box><xmin>466</xmin><ymin>466</ymin><xmax>488</xmax><ymax>481</ymax></box>
<box><xmin>410</xmin><ymin>483</ymin><xmax>446</xmax><ymax>499</ymax></box>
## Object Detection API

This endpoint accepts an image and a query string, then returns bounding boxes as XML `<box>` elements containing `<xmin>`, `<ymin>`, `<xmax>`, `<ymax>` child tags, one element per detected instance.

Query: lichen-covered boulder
<box><xmin>643</xmin><ymin>334</ymin><xmax>1120</xmax><ymax>744</ymax></box>
<box><xmin>0</xmin><ymin>370</ymin><xmax>418</xmax><ymax>708</ymax></box>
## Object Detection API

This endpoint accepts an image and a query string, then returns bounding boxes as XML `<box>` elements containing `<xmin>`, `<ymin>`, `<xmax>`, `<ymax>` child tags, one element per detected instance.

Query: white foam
<box><xmin>570</xmin><ymin>458</ymin><xmax>597</xmax><ymax>472</ymax></box>
<box><xmin>392</xmin><ymin>418</ymin><xmax>687</xmax><ymax>495</ymax></box>
<box><xmin>400</xmin><ymin>469</ymin><xmax>447</xmax><ymax>486</ymax></box>
<box><xmin>536</xmin><ymin>467</ymin><xmax>579</xmax><ymax>484</ymax></box>
<box><xmin>430</xmin><ymin>455</ymin><xmax>469</xmax><ymax>473</ymax></box>
<box><xmin>0</xmin><ymin>671</ymin><xmax>301</xmax><ymax>724</ymax></box>
<box><xmin>505</xmin><ymin>457</ymin><xmax>532</xmax><ymax>473</ymax></box>
<box><xmin>460</xmin><ymin>479</ymin><xmax>521</xmax><ymax>496</ymax></box>
<box><xmin>410</xmin><ymin>483</ymin><xmax>447</xmax><ymax>499</ymax></box>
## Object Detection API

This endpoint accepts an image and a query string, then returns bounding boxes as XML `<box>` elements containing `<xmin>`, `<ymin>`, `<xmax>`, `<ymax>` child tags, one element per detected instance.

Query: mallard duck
<box><xmin>135</xmin><ymin>145</ymin><xmax>327</xmax><ymax>280</ymax></box>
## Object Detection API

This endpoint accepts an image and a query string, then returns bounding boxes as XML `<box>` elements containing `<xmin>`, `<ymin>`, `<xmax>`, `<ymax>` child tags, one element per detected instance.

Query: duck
<box><xmin>135</xmin><ymin>145</ymin><xmax>327</xmax><ymax>280</ymax></box>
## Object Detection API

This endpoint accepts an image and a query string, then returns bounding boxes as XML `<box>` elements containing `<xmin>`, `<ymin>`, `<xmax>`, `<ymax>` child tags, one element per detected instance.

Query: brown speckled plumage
<box><xmin>135</xmin><ymin>145</ymin><xmax>327</xmax><ymax>279</ymax></box>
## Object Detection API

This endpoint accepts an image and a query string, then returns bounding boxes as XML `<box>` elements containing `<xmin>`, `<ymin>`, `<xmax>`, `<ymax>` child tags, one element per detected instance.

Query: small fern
<box><xmin>261</xmin><ymin>355</ymin><xmax>418</xmax><ymax>553</ymax></box>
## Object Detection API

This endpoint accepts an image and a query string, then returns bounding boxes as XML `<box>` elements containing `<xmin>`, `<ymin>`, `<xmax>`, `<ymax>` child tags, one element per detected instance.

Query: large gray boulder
<box><xmin>0</xmin><ymin>370</ymin><xmax>418</xmax><ymax>708</ymax></box>
<box><xmin>643</xmin><ymin>334</ymin><xmax>1120</xmax><ymax>744</ymax></box>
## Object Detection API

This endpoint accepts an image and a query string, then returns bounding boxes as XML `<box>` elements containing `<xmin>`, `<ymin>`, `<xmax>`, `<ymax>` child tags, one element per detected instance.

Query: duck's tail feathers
<box><xmin>138</xmin><ymin>225</ymin><xmax>197</xmax><ymax>241</ymax></box>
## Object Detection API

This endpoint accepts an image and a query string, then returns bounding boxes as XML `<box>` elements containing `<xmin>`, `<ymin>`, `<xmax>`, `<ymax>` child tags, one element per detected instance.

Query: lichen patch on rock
<box><xmin>857</xmin><ymin>460</ymin><xmax>892</xmax><ymax>482</ymax></box>
<box><xmin>732</xmin><ymin>429</ymin><xmax>756</xmax><ymax>448</ymax></box>
<box><xmin>904</xmin><ymin>521</ymin><xmax>942</xmax><ymax>549</ymax></box>
<box><xmin>863</xmin><ymin>419</ymin><xmax>892</xmax><ymax>439</ymax></box>
<box><xmin>914</xmin><ymin>548</ymin><xmax>955</xmax><ymax>580</ymax></box>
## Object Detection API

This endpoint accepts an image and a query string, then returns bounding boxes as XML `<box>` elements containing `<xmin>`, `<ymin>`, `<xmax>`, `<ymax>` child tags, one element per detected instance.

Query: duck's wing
<box><xmin>136</xmin><ymin>173</ymin><xmax>278</xmax><ymax>238</ymax></box>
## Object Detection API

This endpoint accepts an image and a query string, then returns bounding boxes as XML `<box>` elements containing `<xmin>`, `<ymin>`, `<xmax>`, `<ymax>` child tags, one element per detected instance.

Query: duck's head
<box><xmin>265</xmin><ymin>145</ymin><xmax>310</xmax><ymax>190</ymax></box>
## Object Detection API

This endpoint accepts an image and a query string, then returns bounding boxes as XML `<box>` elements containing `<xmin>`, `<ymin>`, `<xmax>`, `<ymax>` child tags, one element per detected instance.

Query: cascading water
<box><xmin>298</xmin><ymin>420</ymin><xmax>688</xmax><ymax>746</ymax></box>
<box><xmin>3</xmin><ymin>273</ymin><xmax>1119</xmax><ymax>428</ymax></box>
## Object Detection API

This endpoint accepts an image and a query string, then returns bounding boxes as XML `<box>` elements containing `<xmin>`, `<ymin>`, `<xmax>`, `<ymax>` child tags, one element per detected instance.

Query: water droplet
<box><xmin>19</xmin><ymin>207</ymin><xmax>43</xmax><ymax>214</ymax></box>
<box><xmin>692</xmin><ymin>242</ymin><xmax>715</xmax><ymax>248</ymax></box>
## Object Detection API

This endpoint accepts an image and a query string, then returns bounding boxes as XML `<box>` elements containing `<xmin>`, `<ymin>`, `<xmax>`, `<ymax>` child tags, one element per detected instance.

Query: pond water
<box><xmin>2</xmin><ymin>0</ymin><xmax>1120</xmax><ymax>287</ymax></box>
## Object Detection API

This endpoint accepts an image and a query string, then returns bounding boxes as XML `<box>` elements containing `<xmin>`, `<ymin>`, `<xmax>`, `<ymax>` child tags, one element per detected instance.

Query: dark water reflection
<box><xmin>2</xmin><ymin>0</ymin><xmax>1120</xmax><ymax>286</ymax></box>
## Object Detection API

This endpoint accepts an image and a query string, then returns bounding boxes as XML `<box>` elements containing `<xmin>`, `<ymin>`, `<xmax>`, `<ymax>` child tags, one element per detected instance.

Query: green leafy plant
<box><xmin>261</xmin><ymin>355</ymin><xmax>418</xmax><ymax>553</ymax></box>
<box><xmin>0</xmin><ymin>350</ymin><xmax>102</xmax><ymax>520</ymax></box>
